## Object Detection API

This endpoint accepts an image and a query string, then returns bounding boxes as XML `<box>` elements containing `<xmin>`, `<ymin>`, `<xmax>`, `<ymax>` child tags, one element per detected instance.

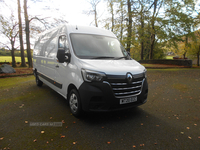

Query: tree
<box><xmin>17</xmin><ymin>0</ymin><xmax>26</xmax><ymax>67</ymax></box>
<box><xmin>126</xmin><ymin>0</ymin><xmax>132</xmax><ymax>52</ymax></box>
<box><xmin>148</xmin><ymin>0</ymin><xmax>164</xmax><ymax>59</ymax></box>
<box><xmin>24</xmin><ymin>0</ymin><xmax>32</xmax><ymax>68</ymax></box>
<box><xmin>132</xmin><ymin>0</ymin><xmax>151</xmax><ymax>60</ymax></box>
<box><xmin>187</xmin><ymin>33</ymin><xmax>200</xmax><ymax>66</ymax></box>
<box><xmin>85</xmin><ymin>0</ymin><xmax>101</xmax><ymax>27</ymax></box>
<box><xmin>117</xmin><ymin>0</ymin><xmax>126</xmax><ymax>43</ymax></box>
<box><xmin>0</xmin><ymin>14</ymin><xmax>18</xmax><ymax>67</ymax></box>
<box><xmin>107</xmin><ymin>0</ymin><xmax>115</xmax><ymax>32</ymax></box>
<box><xmin>164</xmin><ymin>0</ymin><xmax>195</xmax><ymax>58</ymax></box>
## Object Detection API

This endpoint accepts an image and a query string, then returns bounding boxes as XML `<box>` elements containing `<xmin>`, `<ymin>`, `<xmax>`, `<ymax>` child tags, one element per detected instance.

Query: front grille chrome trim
<box><xmin>111</xmin><ymin>80</ymin><xmax>143</xmax><ymax>86</ymax></box>
<box><xmin>104</xmin><ymin>78</ymin><xmax>145</xmax><ymax>99</ymax></box>
<box><xmin>115</xmin><ymin>90</ymin><xmax>141</xmax><ymax>95</ymax></box>
<box><xmin>113</xmin><ymin>85</ymin><xmax>142</xmax><ymax>91</ymax></box>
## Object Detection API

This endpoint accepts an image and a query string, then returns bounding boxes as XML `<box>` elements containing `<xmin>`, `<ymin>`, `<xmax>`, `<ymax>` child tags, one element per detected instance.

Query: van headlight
<box><xmin>81</xmin><ymin>69</ymin><xmax>106</xmax><ymax>82</ymax></box>
<box><xmin>144</xmin><ymin>68</ymin><xmax>147</xmax><ymax>78</ymax></box>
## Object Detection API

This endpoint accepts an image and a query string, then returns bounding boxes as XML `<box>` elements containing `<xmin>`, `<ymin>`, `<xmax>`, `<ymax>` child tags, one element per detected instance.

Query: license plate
<box><xmin>120</xmin><ymin>96</ymin><xmax>137</xmax><ymax>104</ymax></box>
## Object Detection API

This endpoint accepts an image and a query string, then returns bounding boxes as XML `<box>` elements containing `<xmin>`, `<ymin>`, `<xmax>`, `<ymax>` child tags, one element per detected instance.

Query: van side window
<box><xmin>58</xmin><ymin>35</ymin><xmax>69</xmax><ymax>52</ymax></box>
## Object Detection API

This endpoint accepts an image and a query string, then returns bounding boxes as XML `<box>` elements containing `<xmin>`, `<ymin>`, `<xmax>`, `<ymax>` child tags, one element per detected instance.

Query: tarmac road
<box><xmin>0</xmin><ymin>69</ymin><xmax>200</xmax><ymax>150</ymax></box>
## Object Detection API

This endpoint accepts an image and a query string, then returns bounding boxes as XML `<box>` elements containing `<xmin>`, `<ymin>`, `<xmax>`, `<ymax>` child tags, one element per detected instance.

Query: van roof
<box><xmin>36</xmin><ymin>24</ymin><xmax>117</xmax><ymax>42</ymax></box>
<box><xmin>66</xmin><ymin>24</ymin><xmax>116</xmax><ymax>37</ymax></box>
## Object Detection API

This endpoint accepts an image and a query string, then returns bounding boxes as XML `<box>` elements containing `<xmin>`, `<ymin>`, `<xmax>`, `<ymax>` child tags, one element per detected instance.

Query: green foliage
<box><xmin>0</xmin><ymin>49</ymin><xmax>32</xmax><ymax>57</ymax></box>
<box><xmin>102</xmin><ymin>0</ymin><xmax>198</xmax><ymax>60</ymax></box>
<box><xmin>0</xmin><ymin>56</ymin><xmax>28</xmax><ymax>62</ymax></box>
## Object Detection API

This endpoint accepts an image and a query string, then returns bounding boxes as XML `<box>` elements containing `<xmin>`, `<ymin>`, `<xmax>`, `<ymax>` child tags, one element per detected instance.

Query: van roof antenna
<box><xmin>76</xmin><ymin>25</ymin><xmax>78</xmax><ymax>30</ymax></box>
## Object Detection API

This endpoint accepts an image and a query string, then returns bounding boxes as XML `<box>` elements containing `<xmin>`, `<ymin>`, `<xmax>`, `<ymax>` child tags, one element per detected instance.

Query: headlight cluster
<box><xmin>81</xmin><ymin>69</ymin><xmax>106</xmax><ymax>82</ymax></box>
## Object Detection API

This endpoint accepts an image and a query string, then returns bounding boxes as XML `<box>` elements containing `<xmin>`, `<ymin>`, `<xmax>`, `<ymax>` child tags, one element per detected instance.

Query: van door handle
<box><xmin>55</xmin><ymin>65</ymin><xmax>59</xmax><ymax>68</ymax></box>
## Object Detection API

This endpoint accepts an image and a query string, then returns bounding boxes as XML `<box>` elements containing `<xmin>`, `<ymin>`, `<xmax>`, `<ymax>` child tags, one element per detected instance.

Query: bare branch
<box><xmin>29</xmin><ymin>16</ymin><xmax>50</xmax><ymax>29</ymax></box>
<box><xmin>0</xmin><ymin>42</ymin><xmax>11</xmax><ymax>50</ymax></box>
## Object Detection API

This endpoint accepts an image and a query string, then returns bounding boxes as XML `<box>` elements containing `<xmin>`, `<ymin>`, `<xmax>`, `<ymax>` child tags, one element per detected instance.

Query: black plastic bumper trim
<box><xmin>37</xmin><ymin>71</ymin><xmax>62</xmax><ymax>89</ymax></box>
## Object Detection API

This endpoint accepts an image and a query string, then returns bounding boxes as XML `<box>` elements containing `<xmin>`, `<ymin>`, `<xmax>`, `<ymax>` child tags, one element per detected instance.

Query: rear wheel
<box><xmin>69</xmin><ymin>89</ymin><xmax>82</xmax><ymax>117</ymax></box>
<box><xmin>35</xmin><ymin>72</ymin><xmax>43</xmax><ymax>87</ymax></box>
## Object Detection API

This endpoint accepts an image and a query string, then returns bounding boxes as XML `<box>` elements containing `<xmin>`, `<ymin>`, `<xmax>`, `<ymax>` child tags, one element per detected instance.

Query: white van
<box><xmin>33</xmin><ymin>24</ymin><xmax>148</xmax><ymax>117</ymax></box>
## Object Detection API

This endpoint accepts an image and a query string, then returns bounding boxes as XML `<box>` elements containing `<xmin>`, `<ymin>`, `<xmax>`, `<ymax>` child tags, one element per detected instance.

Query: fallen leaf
<box><xmin>60</xmin><ymin>135</ymin><xmax>65</xmax><ymax>138</ymax></box>
<box><xmin>198</xmin><ymin>136</ymin><xmax>200</xmax><ymax>139</ymax></box>
<box><xmin>175</xmin><ymin>139</ymin><xmax>178</xmax><ymax>141</ymax></box>
<box><xmin>133</xmin><ymin>145</ymin><xmax>136</xmax><ymax>148</ymax></box>
<box><xmin>181</xmin><ymin>132</ymin><xmax>184</xmax><ymax>134</ymax></box>
<box><xmin>66</xmin><ymin>126</ymin><xmax>68</xmax><ymax>128</ymax></box>
<box><xmin>188</xmin><ymin>136</ymin><xmax>192</xmax><ymax>139</ymax></box>
<box><xmin>33</xmin><ymin>139</ymin><xmax>37</xmax><ymax>142</ymax></box>
<box><xmin>176</xmin><ymin>117</ymin><xmax>179</xmax><ymax>119</ymax></box>
<box><xmin>186</xmin><ymin>127</ymin><xmax>190</xmax><ymax>130</ymax></box>
<box><xmin>141</xmin><ymin>123</ymin><xmax>143</xmax><ymax>126</ymax></box>
<box><xmin>62</xmin><ymin>120</ymin><xmax>65</xmax><ymax>123</ymax></box>
<box><xmin>0</xmin><ymin>137</ymin><xmax>4</xmax><ymax>140</ymax></box>
<box><xmin>73</xmin><ymin>121</ymin><xmax>76</xmax><ymax>124</ymax></box>
<box><xmin>194</xmin><ymin>124</ymin><xmax>197</xmax><ymax>126</ymax></box>
<box><xmin>154</xmin><ymin>143</ymin><xmax>157</xmax><ymax>145</ymax></box>
<box><xmin>156</xmin><ymin>125</ymin><xmax>160</xmax><ymax>127</ymax></box>
<box><xmin>73</xmin><ymin>141</ymin><xmax>77</xmax><ymax>145</ymax></box>
<box><xmin>50</xmin><ymin>117</ymin><xmax>52</xmax><ymax>119</ymax></box>
<box><xmin>41</xmin><ymin>131</ymin><xmax>44</xmax><ymax>134</ymax></box>
<box><xmin>25</xmin><ymin>121</ymin><xmax>28</xmax><ymax>124</ymax></box>
<box><xmin>107</xmin><ymin>141</ymin><xmax>111</xmax><ymax>144</ymax></box>
<box><xmin>46</xmin><ymin>141</ymin><xmax>49</xmax><ymax>144</ymax></box>
<box><xmin>51</xmin><ymin>139</ymin><xmax>53</xmax><ymax>141</ymax></box>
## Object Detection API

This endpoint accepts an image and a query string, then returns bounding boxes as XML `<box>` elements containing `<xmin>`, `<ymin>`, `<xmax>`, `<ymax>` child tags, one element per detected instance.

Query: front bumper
<box><xmin>78</xmin><ymin>78</ymin><xmax>148</xmax><ymax>112</ymax></box>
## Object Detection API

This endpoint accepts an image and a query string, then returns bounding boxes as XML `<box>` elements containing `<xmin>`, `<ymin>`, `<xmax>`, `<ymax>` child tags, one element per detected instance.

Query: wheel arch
<box><xmin>67</xmin><ymin>84</ymin><xmax>78</xmax><ymax>99</ymax></box>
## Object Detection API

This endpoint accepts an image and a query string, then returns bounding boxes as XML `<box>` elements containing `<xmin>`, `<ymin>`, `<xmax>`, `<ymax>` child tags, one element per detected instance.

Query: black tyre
<box><xmin>68</xmin><ymin>89</ymin><xmax>82</xmax><ymax>117</ymax></box>
<box><xmin>35</xmin><ymin>73</ymin><xmax>43</xmax><ymax>87</ymax></box>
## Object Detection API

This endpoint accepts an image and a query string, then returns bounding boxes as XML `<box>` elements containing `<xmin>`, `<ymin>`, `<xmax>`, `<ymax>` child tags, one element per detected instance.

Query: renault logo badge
<box><xmin>126</xmin><ymin>73</ymin><xmax>133</xmax><ymax>84</ymax></box>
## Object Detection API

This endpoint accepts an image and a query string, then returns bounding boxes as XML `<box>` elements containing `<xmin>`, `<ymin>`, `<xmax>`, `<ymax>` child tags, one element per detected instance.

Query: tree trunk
<box><xmin>119</xmin><ymin>1</ymin><xmax>124</xmax><ymax>43</ymax></box>
<box><xmin>140</xmin><ymin>9</ymin><xmax>144</xmax><ymax>60</ymax></box>
<box><xmin>11</xmin><ymin>40</ymin><xmax>16</xmax><ymax>67</ymax></box>
<box><xmin>183</xmin><ymin>36</ymin><xmax>188</xmax><ymax>59</ymax></box>
<box><xmin>95</xmin><ymin>5</ymin><xmax>98</xmax><ymax>27</ymax></box>
<box><xmin>149</xmin><ymin>0</ymin><xmax>157</xmax><ymax>60</ymax></box>
<box><xmin>110</xmin><ymin>1</ymin><xmax>114</xmax><ymax>32</ymax></box>
<box><xmin>127</xmin><ymin>0</ymin><xmax>132</xmax><ymax>53</ymax></box>
<box><xmin>24</xmin><ymin>0</ymin><xmax>33</xmax><ymax>68</ymax></box>
<box><xmin>17</xmin><ymin>0</ymin><xmax>26</xmax><ymax>67</ymax></box>
<box><xmin>198</xmin><ymin>46</ymin><xmax>200</xmax><ymax>66</ymax></box>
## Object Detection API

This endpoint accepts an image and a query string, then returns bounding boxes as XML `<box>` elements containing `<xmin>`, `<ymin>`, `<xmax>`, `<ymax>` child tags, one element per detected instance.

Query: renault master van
<box><xmin>33</xmin><ymin>24</ymin><xmax>148</xmax><ymax>117</ymax></box>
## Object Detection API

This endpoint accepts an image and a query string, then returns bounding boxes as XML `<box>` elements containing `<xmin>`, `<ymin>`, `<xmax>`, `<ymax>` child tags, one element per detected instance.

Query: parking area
<box><xmin>0</xmin><ymin>69</ymin><xmax>200</xmax><ymax>149</ymax></box>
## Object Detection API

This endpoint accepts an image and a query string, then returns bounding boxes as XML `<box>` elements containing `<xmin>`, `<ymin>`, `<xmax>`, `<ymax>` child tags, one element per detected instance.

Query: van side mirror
<box><xmin>65</xmin><ymin>53</ymin><xmax>71</xmax><ymax>63</ymax></box>
<box><xmin>57</xmin><ymin>49</ymin><xmax>71</xmax><ymax>63</ymax></box>
<box><xmin>57</xmin><ymin>35</ymin><xmax>71</xmax><ymax>63</ymax></box>
<box><xmin>57</xmin><ymin>49</ymin><xmax>65</xmax><ymax>63</ymax></box>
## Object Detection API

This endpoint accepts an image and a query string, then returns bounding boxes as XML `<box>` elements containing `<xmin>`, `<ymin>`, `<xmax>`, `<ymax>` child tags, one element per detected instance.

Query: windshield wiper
<box><xmin>90</xmin><ymin>56</ymin><xmax>115</xmax><ymax>59</ymax></box>
<box><xmin>113</xmin><ymin>56</ymin><xmax>127</xmax><ymax>60</ymax></box>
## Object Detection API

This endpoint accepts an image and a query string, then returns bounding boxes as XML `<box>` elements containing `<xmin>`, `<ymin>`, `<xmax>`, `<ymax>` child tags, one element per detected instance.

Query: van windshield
<box><xmin>70</xmin><ymin>33</ymin><xmax>129</xmax><ymax>59</ymax></box>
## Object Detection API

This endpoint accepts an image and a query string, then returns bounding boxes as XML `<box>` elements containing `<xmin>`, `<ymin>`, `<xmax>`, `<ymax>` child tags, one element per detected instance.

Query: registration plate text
<box><xmin>120</xmin><ymin>96</ymin><xmax>137</xmax><ymax>104</ymax></box>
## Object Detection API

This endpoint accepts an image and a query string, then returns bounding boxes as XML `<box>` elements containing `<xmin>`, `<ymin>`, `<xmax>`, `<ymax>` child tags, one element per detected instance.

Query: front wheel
<box><xmin>69</xmin><ymin>89</ymin><xmax>82</xmax><ymax>117</ymax></box>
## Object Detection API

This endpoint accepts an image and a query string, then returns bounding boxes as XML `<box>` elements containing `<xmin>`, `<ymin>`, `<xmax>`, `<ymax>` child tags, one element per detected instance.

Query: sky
<box><xmin>1</xmin><ymin>0</ymin><xmax>107</xmax><ymax>25</ymax></box>
<box><xmin>27</xmin><ymin>0</ymin><xmax>107</xmax><ymax>26</ymax></box>
<box><xmin>0</xmin><ymin>0</ymin><xmax>109</xmax><ymax>48</ymax></box>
